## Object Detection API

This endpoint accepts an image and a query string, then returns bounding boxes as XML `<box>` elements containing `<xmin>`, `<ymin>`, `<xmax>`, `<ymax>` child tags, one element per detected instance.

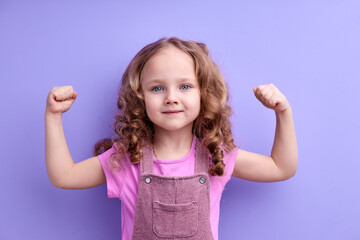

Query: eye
<box><xmin>180</xmin><ymin>85</ymin><xmax>191</xmax><ymax>90</ymax></box>
<box><xmin>152</xmin><ymin>86</ymin><xmax>164</xmax><ymax>92</ymax></box>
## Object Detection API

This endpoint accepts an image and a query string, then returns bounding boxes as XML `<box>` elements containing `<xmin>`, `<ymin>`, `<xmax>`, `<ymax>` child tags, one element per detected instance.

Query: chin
<box><xmin>154</xmin><ymin>123</ymin><xmax>194</xmax><ymax>133</ymax></box>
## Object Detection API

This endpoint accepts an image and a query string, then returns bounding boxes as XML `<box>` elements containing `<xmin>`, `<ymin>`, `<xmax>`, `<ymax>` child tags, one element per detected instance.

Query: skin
<box><xmin>233</xmin><ymin>84</ymin><xmax>298</xmax><ymax>181</ymax></box>
<box><xmin>140</xmin><ymin>46</ymin><xmax>201</xmax><ymax>160</ymax></box>
<box><xmin>44</xmin><ymin>48</ymin><xmax>298</xmax><ymax>189</ymax></box>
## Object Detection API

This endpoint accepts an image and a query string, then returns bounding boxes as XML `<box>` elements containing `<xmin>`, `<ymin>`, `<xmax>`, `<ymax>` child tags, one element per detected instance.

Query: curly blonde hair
<box><xmin>94</xmin><ymin>37</ymin><xmax>236</xmax><ymax>176</ymax></box>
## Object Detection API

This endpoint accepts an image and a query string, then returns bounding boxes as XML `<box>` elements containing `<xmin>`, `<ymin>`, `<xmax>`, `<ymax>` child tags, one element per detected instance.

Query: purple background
<box><xmin>1</xmin><ymin>1</ymin><xmax>360</xmax><ymax>239</ymax></box>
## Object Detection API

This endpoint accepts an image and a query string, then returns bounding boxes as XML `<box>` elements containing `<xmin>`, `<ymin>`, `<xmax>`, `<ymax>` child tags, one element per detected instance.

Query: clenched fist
<box><xmin>45</xmin><ymin>86</ymin><xmax>77</xmax><ymax>115</ymax></box>
<box><xmin>253</xmin><ymin>84</ymin><xmax>290</xmax><ymax>113</ymax></box>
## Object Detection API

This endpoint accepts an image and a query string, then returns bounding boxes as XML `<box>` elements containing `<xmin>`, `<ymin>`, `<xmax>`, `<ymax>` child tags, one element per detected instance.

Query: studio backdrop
<box><xmin>1</xmin><ymin>1</ymin><xmax>359</xmax><ymax>239</ymax></box>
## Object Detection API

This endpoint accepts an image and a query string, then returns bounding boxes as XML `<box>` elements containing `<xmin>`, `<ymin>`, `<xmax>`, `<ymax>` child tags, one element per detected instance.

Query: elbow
<box><xmin>46</xmin><ymin>166</ymin><xmax>73</xmax><ymax>189</ymax></box>
<box><xmin>281</xmin><ymin>167</ymin><xmax>298</xmax><ymax>181</ymax></box>
<box><xmin>278</xmin><ymin>157</ymin><xmax>298</xmax><ymax>181</ymax></box>
<box><xmin>284</xmin><ymin>171</ymin><xmax>296</xmax><ymax>180</ymax></box>
<box><xmin>49</xmin><ymin>178</ymin><xmax>62</xmax><ymax>189</ymax></box>
<box><xmin>49</xmin><ymin>176</ymin><xmax>67</xmax><ymax>189</ymax></box>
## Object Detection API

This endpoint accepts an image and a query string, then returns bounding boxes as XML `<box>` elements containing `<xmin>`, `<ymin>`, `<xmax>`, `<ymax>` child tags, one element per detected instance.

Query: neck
<box><xmin>153</xmin><ymin>128</ymin><xmax>194</xmax><ymax>160</ymax></box>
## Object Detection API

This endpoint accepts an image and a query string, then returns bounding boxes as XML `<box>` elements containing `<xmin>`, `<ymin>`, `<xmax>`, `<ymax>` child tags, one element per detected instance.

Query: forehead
<box><xmin>141</xmin><ymin>46</ymin><xmax>196</xmax><ymax>83</ymax></box>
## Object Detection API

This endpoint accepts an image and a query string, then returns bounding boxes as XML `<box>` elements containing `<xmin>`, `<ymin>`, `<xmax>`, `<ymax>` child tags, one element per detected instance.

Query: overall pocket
<box><xmin>152</xmin><ymin>201</ymin><xmax>198</xmax><ymax>238</ymax></box>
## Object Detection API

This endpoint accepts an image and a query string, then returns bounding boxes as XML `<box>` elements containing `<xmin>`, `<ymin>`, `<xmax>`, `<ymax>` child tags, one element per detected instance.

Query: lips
<box><xmin>162</xmin><ymin>110</ymin><xmax>183</xmax><ymax>114</ymax></box>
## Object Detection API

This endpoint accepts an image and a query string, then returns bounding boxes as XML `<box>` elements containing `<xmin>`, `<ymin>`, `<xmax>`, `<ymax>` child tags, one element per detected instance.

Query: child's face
<box><xmin>141</xmin><ymin>46</ymin><xmax>200</xmax><ymax>134</ymax></box>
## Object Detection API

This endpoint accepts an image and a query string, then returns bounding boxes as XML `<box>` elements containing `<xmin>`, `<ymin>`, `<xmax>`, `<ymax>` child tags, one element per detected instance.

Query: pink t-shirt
<box><xmin>97</xmin><ymin>138</ymin><xmax>238</xmax><ymax>240</ymax></box>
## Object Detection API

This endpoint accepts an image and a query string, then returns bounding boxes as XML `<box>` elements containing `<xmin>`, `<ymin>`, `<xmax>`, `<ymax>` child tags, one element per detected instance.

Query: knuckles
<box><xmin>50</xmin><ymin>85</ymin><xmax>74</xmax><ymax>99</ymax></box>
<box><xmin>255</xmin><ymin>84</ymin><xmax>278</xmax><ymax>95</ymax></box>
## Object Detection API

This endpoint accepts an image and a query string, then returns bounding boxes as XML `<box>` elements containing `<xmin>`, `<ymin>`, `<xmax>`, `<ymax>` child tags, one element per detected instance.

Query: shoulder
<box><xmin>97</xmin><ymin>142</ymin><xmax>132</xmax><ymax>171</ymax></box>
<box><xmin>97</xmin><ymin>143</ymin><xmax>117</xmax><ymax>163</ymax></box>
<box><xmin>97</xmin><ymin>143</ymin><xmax>140</xmax><ymax>199</ymax></box>
<box><xmin>215</xmin><ymin>143</ymin><xmax>239</xmax><ymax>162</ymax></box>
<box><xmin>208</xmin><ymin>146</ymin><xmax>239</xmax><ymax>176</ymax></box>
<box><xmin>208</xmin><ymin>147</ymin><xmax>239</xmax><ymax>190</ymax></box>
<box><xmin>221</xmin><ymin>147</ymin><xmax>239</xmax><ymax>176</ymax></box>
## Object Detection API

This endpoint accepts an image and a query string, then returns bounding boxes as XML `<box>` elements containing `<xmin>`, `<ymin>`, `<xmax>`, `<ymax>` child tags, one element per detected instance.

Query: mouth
<box><xmin>162</xmin><ymin>110</ymin><xmax>183</xmax><ymax>114</ymax></box>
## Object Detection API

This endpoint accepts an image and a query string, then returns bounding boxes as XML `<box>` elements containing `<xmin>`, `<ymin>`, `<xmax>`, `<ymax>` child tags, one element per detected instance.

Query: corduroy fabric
<box><xmin>131</xmin><ymin>138</ymin><xmax>214</xmax><ymax>240</ymax></box>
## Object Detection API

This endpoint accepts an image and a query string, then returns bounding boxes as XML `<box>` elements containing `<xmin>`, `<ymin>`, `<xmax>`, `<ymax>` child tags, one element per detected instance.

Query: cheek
<box><xmin>144</xmin><ymin>96</ymin><xmax>159</xmax><ymax>119</ymax></box>
<box><xmin>144</xmin><ymin>104</ymin><xmax>156</xmax><ymax>124</ymax></box>
<box><xmin>144</xmin><ymin>100</ymin><xmax>153</xmax><ymax>115</ymax></box>
<box><xmin>143</xmin><ymin>96</ymin><xmax>150</xmax><ymax>113</ymax></box>
<box><xmin>190</xmin><ymin>94</ymin><xmax>201</xmax><ymax>116</ymax></box>
<box><xmin>195</xmin><ymin>93</ymin><xmax>201</xmax><ymax>110</ymax></box>
<box><xmin>196</xmin><ymin>100</ymin><xmax>201</xmax><ymax>115</ymax></box>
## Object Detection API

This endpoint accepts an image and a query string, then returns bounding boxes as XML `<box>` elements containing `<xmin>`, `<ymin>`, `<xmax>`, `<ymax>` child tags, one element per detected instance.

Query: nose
<box><xmin>164</xmin><ymin>89</ymin><xmax>178</xmax><ymax>105</ymax></box>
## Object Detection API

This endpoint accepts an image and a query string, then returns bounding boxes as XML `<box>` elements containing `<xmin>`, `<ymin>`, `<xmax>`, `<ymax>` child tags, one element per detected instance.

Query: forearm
<box><xmin>45</xmin><ymin>113</ymin><xmax>74</xmax><ymax>187</ymax></box>
<box><xmin>271</xmin><ymin>107</ymin><xmax>298</xmax><ymax>178</ymax></box>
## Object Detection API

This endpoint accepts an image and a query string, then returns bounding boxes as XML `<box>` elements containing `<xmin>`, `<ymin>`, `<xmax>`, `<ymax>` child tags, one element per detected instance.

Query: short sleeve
<box><xmin>97</xmin><ymin>144</ymin><xmax>124</xmax><ymax>198</ymax></box>
<box><xmin>218</xmin><ymin>147</ymin><xmax>239</xmax><ymax>188</ymax></box>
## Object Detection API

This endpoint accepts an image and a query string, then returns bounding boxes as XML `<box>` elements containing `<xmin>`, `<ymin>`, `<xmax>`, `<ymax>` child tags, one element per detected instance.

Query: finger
<box><xmin>53</xmin><ymin>86</ymin><xmax>75</xmax><ymax>101</ymax></box>
<box><xmin>257</xmin><ymin>84</ymin><xmax>266</xmax><ymax>90</ymax></box>
<box><xmin>255</xmin><ymin>85</ymin><xmax>263</xmax><ymax>94</ymax></box>
<box><xmin>266</xmin><ymin>90</ymin><xmax>278</xmax><ymax>107</ymax></box>
<box><xmin>271</xmin><ymin>91</ymin><xmax>286</xmax><ymax>108</ymax></box>
<box><xmin>253</xmin><ymin>88</ymin><xmax>262</xmax><ymax>101</ymax></box>
<box><xmin>262</xmin><ymin>86</ymin><xmax>274</xmax><ymax>100</ymax></box>
<box><xmin>255</xmin><ymin>85</ymin><xmax>270</xmax><ymax>103</ymax></box>
<box><xmin>255</xmin><ymin>84</ymin><xmax>270</xmax><ymax>96</ymax></box>
<box><xmin>260</xmin><ymin>84</ymin><xmax>279</xmax><ymax>101</ymax></box>
<box><xmin>254</xmin><ymin>87</ymin><xmax>261</xmax><ymax>97</ymax></box>
<box><xmin>268</xmin><ymin>93</ymin><xmax>279</xmax><ymax>107</ymax></box>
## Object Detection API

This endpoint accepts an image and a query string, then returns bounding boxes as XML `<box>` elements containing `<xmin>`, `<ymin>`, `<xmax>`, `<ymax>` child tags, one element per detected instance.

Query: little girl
<box><xmin>45</xmin><ymin>37</ymin><xmax>298</xmax><ymax>240</ymax></box>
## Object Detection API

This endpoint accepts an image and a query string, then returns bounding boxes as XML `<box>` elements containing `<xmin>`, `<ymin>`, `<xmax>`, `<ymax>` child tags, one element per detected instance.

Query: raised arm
<box><xmin>232</xmin><ymin>84</ymin><xmax>298</xmax><ymax>182</ymax></box>
<box><xmin>45</xmin><ymin>86</ymin><xmax>106</xmax><ymax>189</ymax></box>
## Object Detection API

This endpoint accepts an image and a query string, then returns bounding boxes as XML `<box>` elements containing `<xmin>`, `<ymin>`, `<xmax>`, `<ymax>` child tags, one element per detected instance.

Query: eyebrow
<box><xmin>145</xmin><ymin>77</ymin><xmax>196</xmax><ymax>85</ymax></box>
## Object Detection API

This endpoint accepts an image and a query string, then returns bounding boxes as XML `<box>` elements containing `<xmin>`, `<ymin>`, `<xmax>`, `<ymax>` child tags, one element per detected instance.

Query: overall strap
<box><xmin>195</xmin><ymin>138</ymin><xmax>210</xmax><ymax>174</ymax></box>
<box><xmin>140</xmin><ymin>143</ymin><xmax>154</xmax><ymax>174</ymax></box>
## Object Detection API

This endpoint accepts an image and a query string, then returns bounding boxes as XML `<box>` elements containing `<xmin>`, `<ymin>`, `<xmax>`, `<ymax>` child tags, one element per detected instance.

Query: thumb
<box><xmin>72</xmin><ymin>91</ymin><xmax>77</xmax><ymax>99</ymax></box>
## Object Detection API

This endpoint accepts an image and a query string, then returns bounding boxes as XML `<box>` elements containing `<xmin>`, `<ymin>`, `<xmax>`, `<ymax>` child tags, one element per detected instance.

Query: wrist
<box><xmin>275</xmin><ymin>106</ymin><xmax>292</xmax><ymax>117</ymax></box>
<box><xmin>44</xmin><ymin>111</ymin><xmax>63</xmax><ymax>120</ymax></box>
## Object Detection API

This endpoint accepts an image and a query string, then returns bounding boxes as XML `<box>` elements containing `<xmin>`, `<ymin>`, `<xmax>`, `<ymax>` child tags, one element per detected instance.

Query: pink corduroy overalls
<box><xmin>131</xmin><ymin>138</ymin><xmax>214</xmax><ymax>239</ymax></box>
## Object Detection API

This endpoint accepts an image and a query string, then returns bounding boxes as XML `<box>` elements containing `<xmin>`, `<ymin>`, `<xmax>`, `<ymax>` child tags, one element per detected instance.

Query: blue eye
<box><xmin>181</xmin><ymin>85</ymin><xmax>191</xmax><ymax>90</ymax></box>
<box><xmin>152</xmin><ymin>86</ymin><xmax>163</xmax><ymax>92</ymax></box>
